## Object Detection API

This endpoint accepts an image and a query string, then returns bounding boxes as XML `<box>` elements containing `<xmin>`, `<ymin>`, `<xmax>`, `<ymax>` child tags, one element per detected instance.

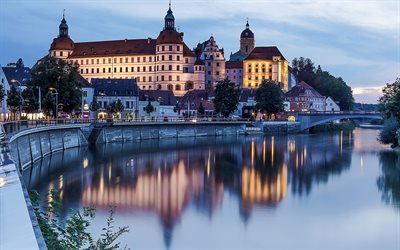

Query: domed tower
<box><xmin>240</xmin><ymin>20</ymin><xmax>255</xmax><ymax>57</ymax></box>
<box><xmin>49</xmin><ymin>11</ymin><xmax>74</xmax><ymax>59</ymax></box>
<box><xmin>155</xmin><ymin>2</ymin><xmax>185</xmax><ymax>95</ymax></box>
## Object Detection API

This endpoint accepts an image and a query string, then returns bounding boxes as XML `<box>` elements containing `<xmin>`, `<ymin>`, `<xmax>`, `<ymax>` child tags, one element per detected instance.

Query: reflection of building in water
<box><xmin>239</xmin><ymin>164</ymin><xmax>287</xmax><ymax>220</ymax></box>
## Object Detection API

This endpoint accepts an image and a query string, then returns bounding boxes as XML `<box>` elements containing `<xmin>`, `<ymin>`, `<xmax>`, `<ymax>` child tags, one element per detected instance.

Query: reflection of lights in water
<box><xmin>360</xmin><ymin>155</ymin><xmax>364</xmax><ymax>169</ymax></box>
<box><xmin>271</xmin><ymin>136</ymin><xmax>275</xmax><ymax>166</ymax></box>
<box><xmin>241</xmin><ymin>163</ymin><xmax>287</xmax><ymax>205</ymax></box>
<box><xmin>288</xmin><ymin>138</ymin><xmax>295</xmax><ymax>153</ymax></box>
<box><xmin>59</xmin><ymin>175</ymin><xmax>63</xmax><ymax>189</ymax></box>
<box><xmin>340</xmin><ymin>130</ymin><xmax>343</xmax><ymax>154</ymax></box>
<box><xmin>83</xmin><ymin>158</ymin><xmax>89</xmax><ymax>168</ymax></box>
<box><xmin>251</xmin><ymin>139</ymin><xmax>255</xmax><ymax>167</ymax></box>
<box><xmin>0</xmin><ymin>177</ymin><xmax>5</xmax><ymax>187</ymax></box>
<box><xmin>304</xmin><ymin>146</ymin><xmax>307</xmax><ymax>161</ymax></box>
<box><xmin>296</xmin><ymin>153</ymin><xmax>299</xmax><ymax>169</ymax></box>
<box><xmin>263</xmin><ymin>138</ymin><xmax>266</xmax><ymax>165</ymax></box>
<box><xmin>108</xmin><ymin>164</ymin><xmax>112</xmax><ymax>181</ymax></box>
<box><xmin>207</xmin><ymin>149</ymin><xmax>211</xmax><ymax>177</ymax></box>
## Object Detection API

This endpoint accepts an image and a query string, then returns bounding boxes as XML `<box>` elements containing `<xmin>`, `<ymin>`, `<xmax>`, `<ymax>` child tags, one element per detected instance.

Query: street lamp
<box><xmin>10</xmin><ymin>79</ymin><xmax>23</xmax><ymax>120</ymax></box>
<box><xmin>49</xmin><ymin>88</ymin><xmax>58</xmax><ymax>120</ymax></box>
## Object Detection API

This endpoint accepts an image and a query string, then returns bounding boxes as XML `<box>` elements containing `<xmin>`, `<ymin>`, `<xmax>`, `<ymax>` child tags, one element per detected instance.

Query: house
<box><xmin>285</xmin><ymin>81</ymin><xmax>326</xmax><ymax>112</ymax></box>
<box><xmin>176</xmin><ymin>90</ymin><xmax>214</xmax><ymax>117</ymax></box>
<box><xmin>325</xmin><ymin>96</ymin><xmax>340</xmax><ymax>111</ymax></box>
<box><xmin>140</xmin><ymin>90</ymin><xmax>178</xmax><ymax>118</ymax></box>
<box><xmin>92</xmin><ymin>78</ymin><xmax>139</xmax><ymax>119</ymax></box>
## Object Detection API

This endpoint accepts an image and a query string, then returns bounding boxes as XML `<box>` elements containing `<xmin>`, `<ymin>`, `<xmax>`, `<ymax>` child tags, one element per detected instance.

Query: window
<box><xmin>91</xmin><ymin>68</ymin><xmax>94</xmax><ymax>74</ymax></box>
<box><xmin>143</xmin><ymin>76</ymin><xmax>146</xmax><ymax>82</ymax></box>
<box><xmin>119</xmin><ymin>58</ymin><xmax>122</xmax><ymax>63</ymax></box>
<box><xmin>143</xmin><ymin>66</ymin><xmax>146</xmax><ymax>72</ymax></box>
<box><xmin>177</xmin><ymin>65</ymin><xmax>180</xmax><ymax>71</ymax></box>
<box><xmin>168</xmin><ymin>84</ymin><xmax>173</xmax><ymax>90</ymax></box>
<box><xmin>109</xmin><ymin>68</ymin><xmax>111</xmax><ymax>73</ymax></box>
<box><xmin>162</xmin><ymin>65</ymin><xmax>165</xmax><ymax>71</ymax></box>
<box><xmin>103</xmin><ymin>59</ymin><xmax>106</xmax><ymax>64</ymax></box>
<box><xmin>216</xmin><ymin>71</ymin><xmax>220</xmax><ymax>75</ymax></box>
<box><xmin>97</xmin><ymin>68</ymin><xmax>99</xmax><ymax>73</ymax></box>
<box><xmin>120</xmin><ymin>67</ymin><xmax>122</xmax><ymax>73</ymax></box>
<box><xmin>149</xmin><ymin>76</ymin><xmax>152</xmax><ymax>82</ymax></box>
<box><xmin>161</xmin><ymin>75</ymin><xmax>165</xmax><ymax>81</ymax></box>
<box><xmin>177</xmin><ymin>46</ymin><xmax>180</xmax><ymax>51</ymax></box>
<box><xmin>103</xmin><ymin>68</ymin><xmax>105</xmax><ymax>73</ymax></box>
<box><xmin>207</xmin><ymin>62</ymin><xmax>211</xmax><ymax>66</ymax></box>
<box><xmin>169</xmin><ymin>45</ymin><xmax>173</xmax><ymax>51</ymax></box>
<box><xmin>169</xmin><ymin>55</ymin><xmax>172</xmax><ymax>61</ymax></box>
<box><xmin>83</xmin><ymin>91</ymin><xmax>88</xmax><ymax>97</ymax></box>
<box><xmin>169</xmin><ymin>75</ymin><xmax>172</xmax><ymax>81</ymax></box>
<box><xmin>131</xmin><ymin>67</ymin><xmax>134</xmax><ymax>72</ymax></box>
<box><xmin>113</xmin><ymin>58</ymin><xmax>117</xmax><ymax>63</ymax></box>
<box><xmin>86</xmin><ymin>69</ymin><xmax>89</xmax><ymax>74</ymax></box>
<box><xmin>60</xmin><ymin>51</ymin><xmax>63</xmax><ymax>57</ymax></box>
<box><xmin>149</xmin><ymin>66</ymin><xmax>152</xmax><ymax>72</ymax></box>
<box><xmin>157</xmin><ymin>84</ymin><xmax>162</xmax><ymax>90</ymax></box>
<box><xmin>131</xmin><ymin>57</ymin><xmax>134</xmax><ymax>63</ymax></box>
<box><xmin>126</xmin><ymin>67</ymin><xmax>128</xmax><ymax>72</ymax></box>
<box><xmin>81</xmin><ymin>69</ymin><xmax>83</xmax><ymax>74</ymax></box>
<box><xmin>137</xmin><ymin>67</ymin><xmax>140</xmax><ymax>72</ymax></box>
<box><xmin>149</xmin><ymin>57</ymin><xmax>152</xmax><ymax>62</ymax></box>
<box><xmin>114</xmin><ymin>68</ymin><xmax>116</xmax><ymax>73</ymax></box>
<box><xmin>157</xmin><ymin>56</ymin><xmax>159</xmax><ymax>61</ymax></box>
<box><xmin>208</xmin><ymin>71</ymin><xmax>211</xmax><ymax>75</ymax></box>
<box><xmin>177</xmin><ymin>75</ymin><xmax>180</xmax><ymax>81</ymax></box>
<box><xmin>169</xmin><ymin>65</ymin><xmax>172</xmax><ymax>71</ymax></box>
<box><xmin>109</xmin><ymin>58</ymin><xmax>112</xmax><ymax>63</ymax></box>
<box><xmin>175</xmin><ymin>85</ymin><xmax>181</xmax><ymax>90</ymax></box>
<box><xmin>125</xmin><ymin>101</ymin><xmax>130</xmax><ymax>108</ymax></box>
<box><xmin>125</xmin><ymin>58</ymin><xmax>128</xmax><ymax>63</ymax></box>
<box><xmin>185</xmin><ymin>58</ymin><xmax>189</xmax><ymax>63</ymax></box>
<box><xmin>143</xmin><ymin>57</ymin><xmax>146</xmax><ymax>62</ymax></box>
<box><xmin>81</xmin><ymin>60</ymin><xmax>84</xmax><ymax>65</ymax></box>
<box><xmin>137</xmin><ymin>57</ymin><xmax>140</xmax><ymax>63</ymax></box>
<box><xmin>216</xmin><ymin>62</ymin><xmax>220</xmax><ymax>67</ymax></box>
<box><xmin>162</xmin><ymin>55</ymin><xmax>165</xmax><ymax>61</ymax></box>
<box><xmin>162</xmin><ymin>46</ymin><xmax>165</xmax><ymax>51</ymax></box>
<box><xmin>177</xmin><ymin>55</ymin><xmax>180</xmax><ymax>61</ymax></box>
<box><xmin>86</xmin><ymin>59</ymin><xmax>89</xmax><ymax>64</ymax></box>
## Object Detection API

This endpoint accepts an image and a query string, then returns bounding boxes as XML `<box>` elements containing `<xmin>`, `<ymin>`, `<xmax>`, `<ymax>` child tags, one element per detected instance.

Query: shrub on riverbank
<box><xmin>378</xmin><ymin>118</ymin><xmax>399</xmax><ymax>148</ymax></box>
<box><xmin>29</xmin><ymin>189</ymin><xmax>129</xmax><ymax>250</ymax></box>
<box><xmin>310</xmin><ymin>121</ymin><xmax>355</xmax><ymax>133</ymax></box>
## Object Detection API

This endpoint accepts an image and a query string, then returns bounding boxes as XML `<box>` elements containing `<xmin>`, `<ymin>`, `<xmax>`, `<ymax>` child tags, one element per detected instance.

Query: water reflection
<box><xmin>25</xmin><ymin>132</ymin><xmax>361</xmax><ymax>249</ymax></box>
<box><xmin>378</xmin><ymin>151</ymin><xmax>400</xmax><ymax>210</ymax></box>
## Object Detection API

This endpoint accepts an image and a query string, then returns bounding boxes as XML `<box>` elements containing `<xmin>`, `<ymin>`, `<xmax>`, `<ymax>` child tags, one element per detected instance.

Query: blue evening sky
<box><xmin>0</xmin><ymin>0</ymin><xmax>399</xmax><ymax>103</ymax></box>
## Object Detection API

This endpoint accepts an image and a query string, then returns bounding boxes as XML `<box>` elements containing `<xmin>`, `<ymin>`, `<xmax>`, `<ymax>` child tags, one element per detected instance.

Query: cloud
<box><xmin>353</xmin><ymin>86</ymin><xmax>384</xmax><ymax>103</ymax></box>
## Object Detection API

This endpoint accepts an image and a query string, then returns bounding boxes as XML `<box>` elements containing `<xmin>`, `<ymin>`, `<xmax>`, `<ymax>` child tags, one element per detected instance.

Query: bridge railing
<box><xmin>296</xmin><ymin>111</ymin><xmax>381</xmax><ymax>116</ymax></box>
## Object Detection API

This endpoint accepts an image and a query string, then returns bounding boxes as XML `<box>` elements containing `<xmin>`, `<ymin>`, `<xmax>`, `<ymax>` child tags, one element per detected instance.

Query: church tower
<box><xmin>49</xmin><ymin>10</ymin><xmax>74</xmax><ymax>59</ymax></box>
<box><xmin>240</xmin><ymin>20</ymin><xmax>255</xmax><ymax>57</ymax></box>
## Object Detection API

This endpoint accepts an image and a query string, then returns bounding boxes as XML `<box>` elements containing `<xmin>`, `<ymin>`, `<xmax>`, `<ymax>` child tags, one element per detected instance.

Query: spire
<box><xmin>246</xmin><ymin>18</ymin><xmax>249</xmax><ymax>29</ymax></box>
<box><xmin>164</xmin><ymin>1</ymin><xmax>175</xmax><ymax>30</ymax></box>
<box><xmin>59</xmin><ymin>9</ymin><xmax>69</xmax><ymax>37</ymax></box>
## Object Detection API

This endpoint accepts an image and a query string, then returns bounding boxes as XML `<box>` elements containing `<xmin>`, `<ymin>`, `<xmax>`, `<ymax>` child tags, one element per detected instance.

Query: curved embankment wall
<box><xmin>9</xmin><ymin>124</ymin><xmax>91</xmax><ymax>170</ymax></box>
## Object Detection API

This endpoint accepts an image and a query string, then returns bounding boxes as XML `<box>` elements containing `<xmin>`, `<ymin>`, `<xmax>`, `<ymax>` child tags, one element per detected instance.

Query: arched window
<box><xmin>167</xmin><ymin>84</ymin><xmax>173</xmax><ymax>90</ymax></box>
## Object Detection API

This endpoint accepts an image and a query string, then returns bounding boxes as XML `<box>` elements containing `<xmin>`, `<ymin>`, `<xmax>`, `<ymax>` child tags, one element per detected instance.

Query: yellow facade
<box><xmin>243</xmin><ymin>58</ymin><xmax>288</xmax><ymax>92</ymax></box>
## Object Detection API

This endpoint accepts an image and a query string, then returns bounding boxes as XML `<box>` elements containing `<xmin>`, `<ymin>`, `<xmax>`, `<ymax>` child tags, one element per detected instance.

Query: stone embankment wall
<box><xmin>261</xmin><ymin>122</ymin><xmax>301</xmax><ymax>134</ymax></box>
<box><xmin>96</xmin><ymin>123</ymin><xmax>246</xmax><ymax>143</ymax></box>
<box><xmin>9</xmin><ymin>125</ymin><xmax>89</xmax><ymax>170</ymax></box>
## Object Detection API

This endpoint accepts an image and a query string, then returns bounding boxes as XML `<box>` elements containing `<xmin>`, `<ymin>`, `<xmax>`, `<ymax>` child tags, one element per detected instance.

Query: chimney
<box><xmin>147</xmin><ymin>37</ymin><xmax>151</xmax><ymax>44</ymax></box>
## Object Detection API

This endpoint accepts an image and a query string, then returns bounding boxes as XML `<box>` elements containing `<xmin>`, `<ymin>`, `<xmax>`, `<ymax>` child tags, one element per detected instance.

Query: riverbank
<box><xmin>309</xmin><ymin>121</ymin><xmax>355</xmax><ymax>133</ymax></box>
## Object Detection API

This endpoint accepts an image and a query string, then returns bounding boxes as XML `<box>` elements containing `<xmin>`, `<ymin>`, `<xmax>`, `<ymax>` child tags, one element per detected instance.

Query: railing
<box><xmin>296</xmin><ymin>111</ymin><xmax>381</xmax><ymax>116</ymax></box>
<box><xmin>1</xmin><ymin>117</ymin><xmax>251</xmax><ymax>136</ymax></box>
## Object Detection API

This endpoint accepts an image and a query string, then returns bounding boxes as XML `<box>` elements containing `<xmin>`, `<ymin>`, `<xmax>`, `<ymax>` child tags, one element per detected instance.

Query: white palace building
<box><xmin>47</xmin><ymin>5</ymin><xmax>205</xmax><ymax>96</ymax></box>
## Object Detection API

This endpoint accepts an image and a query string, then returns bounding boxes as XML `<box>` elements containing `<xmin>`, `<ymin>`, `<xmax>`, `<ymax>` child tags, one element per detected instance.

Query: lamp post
<box><xmin>49</xmin><ymin>88</ymin><xmax>58</xmax><ymax>120</ymax></box>
<box><xmin>81</xmin><ymin>90</ymin><xmax>84</xmax><ymax>119</ymax></box>
<box><xmin>37</xmin><ymin>87</ymin><xmax>42</xmax><ymax>113</ymax></box>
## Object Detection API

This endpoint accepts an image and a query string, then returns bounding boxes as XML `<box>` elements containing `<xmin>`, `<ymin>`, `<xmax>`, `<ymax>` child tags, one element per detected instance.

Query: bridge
<box><xmin>296</xmin><ymin>111</ymin><xmax>383</xmax><ymax>131</ymax></box>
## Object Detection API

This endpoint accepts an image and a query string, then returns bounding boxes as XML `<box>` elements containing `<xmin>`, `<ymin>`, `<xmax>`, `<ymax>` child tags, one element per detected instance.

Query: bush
<box><xmin>378</xmin><ymin>118</ymin><xmax>399</xmax><ymax>147</ymax></box>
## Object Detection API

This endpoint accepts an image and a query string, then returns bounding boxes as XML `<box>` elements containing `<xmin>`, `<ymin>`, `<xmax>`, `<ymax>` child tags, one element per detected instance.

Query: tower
<box><xmin>49</xmin><ymin>10</ymin><xmax>74</xmax><ymax>59</ymax></box>
<box><xmin>240</xmin><ymin>20</ymin><xmax>255</xmax><ymax>57</ymax></box>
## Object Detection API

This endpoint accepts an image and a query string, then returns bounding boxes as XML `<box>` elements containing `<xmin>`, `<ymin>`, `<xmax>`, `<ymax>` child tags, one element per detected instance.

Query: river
<box><xmin>23</xmin><ymin>128</ymin><xmax>400</xmax><ymax>250</ymax></box>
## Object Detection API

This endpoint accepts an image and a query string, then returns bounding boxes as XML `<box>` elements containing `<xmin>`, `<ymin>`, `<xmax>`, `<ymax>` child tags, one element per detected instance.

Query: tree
<box><xmin>378</xmin><ymin>118</ymin><xmax>399</xmax><ymax>148</ymax></box>
<box><xmin>0</xmin><ymin>83</ymin><xmax>5</xmax><ymax>103</ymax></box>
<box><xmin>27</xmin><ymin>57</ymin><xmax>82</xmax><ymax>116</ymax></box>
<box><xmin>29</xmin><ymin>189</ymin><xmax>129</xmax><ymax>250</ymax></box>
<box><xmin>213</xmin><ymin>79</ymin><xmax>240</xmax><ymax>118</ymax></box>
<box><xmin>145</xmin><ymin>101</ymin><xmax>154</xmax><ymax>116</ymax></box>
<box><xmin>291</xmin><ymin>57</ymin><xmax>315</xmax><ymax>85</ymax></box>
<box><xmin>6</xmin><ymin>84</ymin><xmax>23</xmax><ymax>120</ymax></box>
<box><xmin>89</xmin><ymin>96</ymin><xmax>100</xmax><ymax>112</ymax></box>
<box><xmin>108</xmin><ymin>100</ymin><xmax>124</xmax><ymax>119</ymax></box>
<box><xmin>197</xmin><ymin>102</ymin><xmax>205</xmax><ymax>117</ymax></box>
<box><xmin>255</xmin><ymin>80</ymin><xmax>284</xmax><ymax>119</ymax></box>
<box><xmin>16</xmin><ymin>58</ymin><xmax>24</xmax><ymax>68</ymax></box>
<box><xmin>292</xmin><ymin>58</ymin><xmax>355</xmax><ymax>110</ymax></box>
<box><xmin>173</xmin><ymin>103</ymin><xmax>181</xmax><ymax>115</ymax></box>
<box><xmin>378</xmin><ymin>78</ymin><xmax>400</xmax><ymax>121</ymax></box>
<box><xmin>22</xmin><ymin>87</ymin><xmax>39</xmax><ymax>113</ymax></box>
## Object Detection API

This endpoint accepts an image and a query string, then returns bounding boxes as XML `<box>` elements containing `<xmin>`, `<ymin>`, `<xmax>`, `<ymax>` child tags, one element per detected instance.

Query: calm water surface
<box><xmin>24</xmin><ymin>128</ymin><xmax>400</xmax><ymax>250</ymax></box>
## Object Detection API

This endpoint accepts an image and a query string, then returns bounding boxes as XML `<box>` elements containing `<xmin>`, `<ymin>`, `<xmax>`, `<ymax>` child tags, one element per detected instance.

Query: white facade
<box><xmin>325</xmin><ymin>97</ymin><xmax>340</xmax><ymax>111</ymax></box>
<box><xmin>0</xmin><ymin>67</ymin><xmax>11</xmax><ymax>120</ymax></box>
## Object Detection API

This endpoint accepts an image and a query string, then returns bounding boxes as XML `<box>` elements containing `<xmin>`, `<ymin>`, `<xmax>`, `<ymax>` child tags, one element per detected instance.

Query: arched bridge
<box><xmin>296</xmin><ymin>112</ymin><xmax>382</xmax><ymax>131</ymax></box>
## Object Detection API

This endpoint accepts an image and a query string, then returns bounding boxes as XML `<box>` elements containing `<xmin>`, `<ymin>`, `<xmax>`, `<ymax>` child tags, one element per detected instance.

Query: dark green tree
<box><xmin>145</xmin><ymin>101</ymin><xmax>154</xmax><ymax>116</ymax></box>
<box><xmin>197</xmin><ymin>102</ymin><xmax>205</xmax><ymax>117</ymax></box>
<box><xmin>89</xmin><ymin>96</ymin><xmax>100</xmax><ymax>112</ymax></box>
<box><xmin>0</xmin><ymin>83</ymin><xmax>5</xmax><ymax>103</ymax></box>
<box><xmin>213</xmin><ymin>79</ymin><xmax>240</xmax><ymax>118</ymax></box>
<box><xmin>16</xmin><ymin>58</ymin><xmax>24</xmax><ymax>68</ymax></box>
<box><xmin>21</xmin><ymin>87</ymin><xmax>39</xmax><ymax>113</ymax></box>
<box><xmin>255</xmin><ymin>80</ymin><xmax>284</xmax><ymax>119</ymax></box>
<box><xmin>378</xmin><ymin>78</ymin><xmax>400</xmax><ymax>121</ymax></box>
<box><xmin>173</xmin><ymin>103</ymin><xmax>181</xmax><ymax>115</ymax></box>
<box><xmin>6</xmin><ymin>84</ymin><xmax>23</xmax><ymax>120</ymax></box>
<box><xmin>27</xmin><ymin>57</ymin><xmax>82</xmax><ymax>115</ymax></box>
<box><xmin>109</xmin><ymin>99</ymin><xmax>124</xmax><ymax>114</ymax></box>
<box><xmin>291</xmin><ymin>57</ymin><xmax>315</xmax><ymax>85</ymax></box>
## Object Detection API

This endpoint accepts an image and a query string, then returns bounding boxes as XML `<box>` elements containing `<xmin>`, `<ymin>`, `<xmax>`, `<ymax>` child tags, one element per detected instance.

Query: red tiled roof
<box><xmin>68</xmin><ymin>38</ymin><xmax>193</xmax><ymax>58</ymax></box>
<box><xmin>245</xmin><ymin>46</ymin><xmax>286</xmax><ymax>61</ymax></box>
<box><xmin>285</xmin><ymin>81</ymin><xmax>323</xmax><ymax>98</ymax></box>
<box><xmin>225</xmin><ymin>60</ymin><xmax>243</xmax><ymax>69</ymax></box>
